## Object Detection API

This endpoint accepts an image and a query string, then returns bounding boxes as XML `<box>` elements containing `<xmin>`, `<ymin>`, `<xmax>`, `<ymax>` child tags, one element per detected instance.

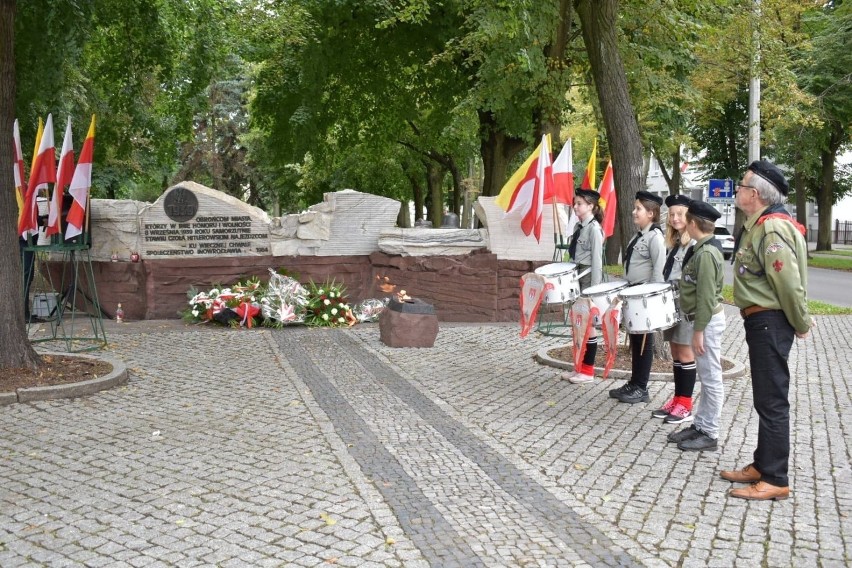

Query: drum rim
<box><xmin>626</xmin><ymin>320</ymin><xmax>679</xmax><ymax>332</ymax></box>
<box><xmin>619</xmin><ymin>282</ymin><xmax>672</xmax><ymax>298</ymax></box>
<box><xmin>534</xmin><ymin>262</ymin><xmax>578</xmax><ymax>276</ymax></box>
<box><xmin>581</xmin><ymin>280</ymin><xmax>628</xmax><ymax>295</ymax></box>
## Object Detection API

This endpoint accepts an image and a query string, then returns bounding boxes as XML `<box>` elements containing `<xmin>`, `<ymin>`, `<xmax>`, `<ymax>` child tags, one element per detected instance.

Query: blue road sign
<box><xmin>708</xmin><ymin>178</ymin><xmax>734</xmax><ymax>202</ymax></box>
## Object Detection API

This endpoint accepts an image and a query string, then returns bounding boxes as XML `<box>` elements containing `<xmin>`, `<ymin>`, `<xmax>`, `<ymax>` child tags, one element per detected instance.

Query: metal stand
<box><xmin>24</xmin><ymin>240</ymin><xmax>108</xmax><ymax>353</ymax></box>
<box><xmin>535</xmin><ymin>299</ymin><xmax>573</xmax><ymax>337</ymax></box>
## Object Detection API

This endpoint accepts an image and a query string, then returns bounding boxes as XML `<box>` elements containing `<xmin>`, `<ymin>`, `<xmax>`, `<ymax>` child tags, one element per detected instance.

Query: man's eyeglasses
<box><xmin>735</xmin><ymin>184</ymin><xmax>757</xmax><ymax>195</ymax></box>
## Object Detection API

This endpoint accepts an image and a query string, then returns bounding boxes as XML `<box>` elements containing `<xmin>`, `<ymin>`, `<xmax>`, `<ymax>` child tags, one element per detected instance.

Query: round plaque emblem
<box><xmin>163</xmin><ymin>186</ymin><xmax>199</xmax><ymax>223</ymax></box>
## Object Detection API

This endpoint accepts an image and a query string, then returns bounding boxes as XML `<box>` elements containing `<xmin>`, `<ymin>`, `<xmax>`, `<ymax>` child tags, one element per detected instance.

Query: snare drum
<box><xmin>619</xmin><ymin>282</ymin><xmax>680</xmax><ymax>333</ymax></box>
<box><xmin>581</xmin><ymin>280</ymin><xmax>629</xmax><ymax>319</ymax></box>
<box><xmin>534</xmin><ymin>262</ymin><xmax>580</xmax><ymax>304</ymax></box>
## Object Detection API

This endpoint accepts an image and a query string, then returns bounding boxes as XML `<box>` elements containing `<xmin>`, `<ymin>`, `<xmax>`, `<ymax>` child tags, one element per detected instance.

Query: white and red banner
<box><xmin>18</xmin><ymin>114</ymin><xmax>56</xmax><ymax>238</ymax></box>
<box><xmin>46</xmin><ymin>118</ymin><xmax>74</xmax><ymax>236</ymax></box>
<box><xmin>65</xmin><ymin>115</ymin><xmax>96</xmax><ymax>240</ymax></box>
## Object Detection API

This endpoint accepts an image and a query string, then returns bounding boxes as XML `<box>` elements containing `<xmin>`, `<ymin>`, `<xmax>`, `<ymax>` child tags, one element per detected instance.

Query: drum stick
<box><xmin>640</xmin><ymin>333</ymin><xmax>647</xmax><ymax>356</ymax></box>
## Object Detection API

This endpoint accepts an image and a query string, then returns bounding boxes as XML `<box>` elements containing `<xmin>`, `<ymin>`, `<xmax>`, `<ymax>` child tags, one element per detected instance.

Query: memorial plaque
<box><xmin>139</xmin><ymin>181</ymin><xmax>272</xmax><ymax>259</ymax></box>
<box><xmin>163</xmin><ymin>186</ymin><xmax>199</xmax><ymax>222</ymax></box>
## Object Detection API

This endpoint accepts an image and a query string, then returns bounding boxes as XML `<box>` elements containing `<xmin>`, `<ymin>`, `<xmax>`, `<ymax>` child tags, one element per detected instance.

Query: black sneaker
<box><xmin>615</xmin><ymin>384</ymin><xmax>650</xmax><ymax>404</ymax></box>
<box><xmin>678</xmin><ymin>432</ymin><xmax>718</xmax><ymax>452</ymax></box>
<box><xmin>608</xmin><ymin>383</ymin><xmax>633</xmax><ymax>399</ymax></box>
<box><xmin>667</xmin><ymin>425</ymin><xmax>702</xmax><ymax>444</ymax></box>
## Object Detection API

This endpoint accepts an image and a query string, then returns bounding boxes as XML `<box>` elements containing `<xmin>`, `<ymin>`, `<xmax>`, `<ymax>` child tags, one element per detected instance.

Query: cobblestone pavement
<box><xmin>1</xmin><ymin>306</ymin><xmax>851</xmax><ymax>566</ymax></box>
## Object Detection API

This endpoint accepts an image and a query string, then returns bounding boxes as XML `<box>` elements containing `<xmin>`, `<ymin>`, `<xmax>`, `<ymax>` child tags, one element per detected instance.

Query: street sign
<box><xmin>708</xmin><ymin>178</ymin><xmax>734</xmax><ymax>203</ymax></box>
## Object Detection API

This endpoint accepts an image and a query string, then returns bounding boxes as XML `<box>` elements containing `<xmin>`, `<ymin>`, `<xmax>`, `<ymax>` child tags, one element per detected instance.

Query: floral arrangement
<box><xmin>260</xmin><ymin>268</ymin><xmax>308</xmax><ymax>327</ymax></box>
<box><xmin>183</xmin><ymin>270</ymin><xmax>384</xmax><ymax>328</ymax></box>
<box><xmin>184</xmin><ymin>276</ymin><xmax>265</xmax><ymax>327</ymax></box>
<box><xmin>303</xmin><ymin>280</ymin><xmax>355</xmax><ymax>327</ymax></box>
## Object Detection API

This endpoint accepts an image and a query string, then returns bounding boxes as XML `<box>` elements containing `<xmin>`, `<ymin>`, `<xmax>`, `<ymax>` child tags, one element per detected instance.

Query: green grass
<box><xmin>722</xmin><ymin>284</ymin><xmax>852</xmax><ymax>315</ymax></box>
<box><xmin>808</xmin><ymin>255</ymin><xmax>852</xmax><ymax>271</ymax></box>
<box><xmin>811</xmin><ymin>249</ymin><xmax>852</xmax><ymax>257</ymax></box>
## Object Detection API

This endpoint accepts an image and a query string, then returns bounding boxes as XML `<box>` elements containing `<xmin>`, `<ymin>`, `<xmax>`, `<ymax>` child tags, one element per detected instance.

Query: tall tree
<box><xmin>0</xmin><ymin>0</ymin><xmax>40</xmax><ymax>370</ymax></box>
<box><xmin>575</xmin><ymin>0</ymin><xmax>645</xmax><ymax>256</ymax></box>
<box><xmin>797</xmin><ymin>2</ymin><xmax>852</xmax><ymax>250</ymax></box>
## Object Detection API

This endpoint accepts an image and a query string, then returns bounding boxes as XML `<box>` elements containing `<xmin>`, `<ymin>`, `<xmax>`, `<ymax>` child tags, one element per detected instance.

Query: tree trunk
<box><xmin>0</xmin><ymin>0</ymin><xmax>40</xmax><ymax>370</ymax></box>
<box><xmin>478</xmin><ymin>110</ymin><xmax>526</xmax><ymax>197</ymax></box>
<box><xmin>426</xmin><ymin>161</ymin><xmax>444</xmax><ymax>227</ymax></box>
<box><xmin>793</xmin><ymin>168</ymin><xmax>807</xmax><ymax>228</ymax></box>
<box><xmin>816</xmin><ymin>147</ymin><xmax>835</xmax><ymax>251</ymax></box>
<box><xmin>397</xmin><ymin>199</ymin><xmax>410</xmax><ymax>228</ymax></box>
<box><xmin>406</xmin><ymin>167</ymin><xmax>424</xmax><ymax>222</ymax></box>
<box><xmin>576</xmin><ymin>0</ymin><xmax>645</xmax><ymax>256</ymax></box>
<box><xmin>447</xmin><ymin>156</ymin><xmax>461</xmax><ymax>215</ymax></box>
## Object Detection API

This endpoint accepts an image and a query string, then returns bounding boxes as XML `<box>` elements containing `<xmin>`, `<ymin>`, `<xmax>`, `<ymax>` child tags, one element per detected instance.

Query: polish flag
<box><xmin>46</xmin><ymin>118</ymin><xmax>74</xmax><ymax>236</ymax></box>
<box><xmin>65</xmin><ymin>116</ymin><xmax>96</xmax><ymax>240</ymax></box>
<box><xmin>18</xmin><ymin>114</ymin><xmax>56</xmax><ymax>238</ymax></box>
<box><xmin>525</xmin><ymin>134</ymin><xmax>552</xmax><ymax>242</ymax></box>
<box><xmin>547</xmin><ymin>138</ymin><xmax>574</xmax><ymax>205</ymax></box>
<box><xmin>13</xmin><ymin>119</ymin><xmax>26</xmax><ymax>224</ymax></box>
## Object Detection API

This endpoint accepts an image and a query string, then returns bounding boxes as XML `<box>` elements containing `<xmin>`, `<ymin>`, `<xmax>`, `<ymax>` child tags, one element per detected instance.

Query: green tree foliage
<box><xmin>15</xmin><ymin>0</ymin><xmax>224</xmax><ymax>200</ymax></box>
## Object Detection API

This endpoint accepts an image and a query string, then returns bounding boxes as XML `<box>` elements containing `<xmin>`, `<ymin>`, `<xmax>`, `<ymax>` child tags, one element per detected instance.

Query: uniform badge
<box><xmin>773</xmin><ymin>259</ymin><xmax>784</xmax><ymax>272</ymax></box>
<box><xmin>766</xmin><ymin>242</ymin><xmax>785</xmax><ymax>254</ymax></box>
<box><xmin>738</xmin><ymin>265</ymin><xmax>746</xmax><ymax>275</ymax></box>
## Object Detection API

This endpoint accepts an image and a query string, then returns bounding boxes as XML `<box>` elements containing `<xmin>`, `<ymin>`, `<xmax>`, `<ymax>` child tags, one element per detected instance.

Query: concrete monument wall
<box><xmin>55</xmin><ymin>182</ymin><xmax>556</xmax><ymax>322</ymax></box>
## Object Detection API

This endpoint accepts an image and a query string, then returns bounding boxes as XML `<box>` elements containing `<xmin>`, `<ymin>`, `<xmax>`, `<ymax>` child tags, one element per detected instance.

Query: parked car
<box><xmin>714</xmin><ymin>226</ymin><xmax>735</xmax><ymax>260</ymax></box>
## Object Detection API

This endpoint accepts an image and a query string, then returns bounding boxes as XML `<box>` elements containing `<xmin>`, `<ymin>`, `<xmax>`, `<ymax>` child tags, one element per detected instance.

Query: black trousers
<box><xmin>744</xmin><ymin>310</ymin><xmax>795</xmax><ymax>487</ymax></box>
<box><xmin>629</xmin><ymin>332</ymin><xmax>654</xmax><ymax>390</ymax></box>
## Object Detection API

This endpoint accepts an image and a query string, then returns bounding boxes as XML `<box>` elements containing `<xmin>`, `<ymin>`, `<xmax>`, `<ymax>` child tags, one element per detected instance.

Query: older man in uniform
<box><xmin>721</xmin><ymin>160</ymin><xmax>811</xmax><ymax>501</ymax></box>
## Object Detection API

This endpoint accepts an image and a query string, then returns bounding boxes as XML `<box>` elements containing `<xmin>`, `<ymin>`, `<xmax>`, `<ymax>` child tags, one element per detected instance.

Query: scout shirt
<box><xmin>624</xmin><ymin>225</ymin><xmax>665</xmax><ymax>285</ymax></box>
<box><xmin>733</xmin><ymin>207</ymin><xmax>810</xmax><ymax>334</ymax></box>
<box><xmin>679</xmin><ymin>235</ymin><xmax>724</xmax><ymax>331</ymax></box>
<box><xmin>569</xmin><ymin>218</ymin><xmax>604</xmax><ymax>287</ymax></box>
<box><xmin>663</xmin><ymin>239</ymin><xmax>696</xmax><ymax>284</ymax></box>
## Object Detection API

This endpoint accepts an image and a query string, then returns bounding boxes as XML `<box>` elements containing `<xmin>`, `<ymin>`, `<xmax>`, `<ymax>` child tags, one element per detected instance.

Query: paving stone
<box><xmin>2</xmin><ymin>311</ymin><xmax>850</xmax><ymax>566</ymax></box>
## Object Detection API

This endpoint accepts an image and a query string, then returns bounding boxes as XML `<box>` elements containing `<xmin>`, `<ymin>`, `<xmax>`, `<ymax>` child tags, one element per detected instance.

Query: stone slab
<box><xmin>378</xmin><ymin>228</ymin><xmax>487</xmax><ymax>256</ymax></box>
<box><xmin>476</xmin><ymin>196</ymin><xmax>569</xmax><ymax>261</ymax></box>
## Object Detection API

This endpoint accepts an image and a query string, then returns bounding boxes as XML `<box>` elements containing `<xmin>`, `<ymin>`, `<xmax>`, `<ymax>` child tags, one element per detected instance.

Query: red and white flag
<box><xmin>598</xmin><ymin>160</ymin><xmax>617</xmax><ymax>238</ymax></box>
<box><xmin>12</xmin><ymin>119</ymin><xmax>26</xmax><ymax>223</ymax></box>
<box><xmin>547</xmin><ymin>138</ymin><xmax>574</xmax><ymax>205</ymax></box>
<box><xmin>46</xmin><ymin>118</ymin><xmax>74</xmax><ymax>236</ymax></box>
<box><xmin>65</xmin><ymin>115</ymin><xmax>96</xmax><ymax>240</ymax></box>
<box><xmin>525</xmin><ymin>134</ymin><xmax>552</xmax><ymax>242</ymax></box>
<box><xmin>18</xmin><ymin>114</ymin><xmax>56</xmax><ymax>238</ymax></box>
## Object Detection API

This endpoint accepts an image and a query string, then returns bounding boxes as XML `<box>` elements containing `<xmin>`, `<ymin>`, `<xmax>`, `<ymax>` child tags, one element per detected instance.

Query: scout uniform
<box><xmin>666</xmin><ymin>201</ymin><xmax>727</xmax><ymax>451</ymax></box>
<box><xmin>623</xmin><ymin>224</ymin><xmax>665</xmax><ymax>285</ymax></box>
<box><xmin>655</xmin><ymin>193</ymin><xmax>697</xmax><ymax>424</ymax></box>
<box><xmin>563</xmin><ymin>188</ymin><xmax>605</xmax><ymax>384</ymax></box>
<box><xmin>734</xmin><ymin>209</ymin><xmax>809</xmax><ymax>333</ymax></box>
<box><xmin>569</xmin><ymin>217</ymin><xmax>604</xmax><ymax>289</ymax></box>
<box><xmin>722</xmin><ymin>159</ymin><xmax>810</xmax><ymax>500</ymax></box>
<box><xmin>610</xmin><ymin>191</ymin><xmax>665</xmax><ymax>404</ymax></box>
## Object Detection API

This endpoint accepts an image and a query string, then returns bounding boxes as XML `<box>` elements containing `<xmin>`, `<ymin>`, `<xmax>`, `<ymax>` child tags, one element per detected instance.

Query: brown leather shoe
<box><xmin>729</xmin><ymin>481</ymin><xmax>790</xmax><ymax>501</ymax></box>
<box><xmin>720</xmin><ymin>464</ymin><xmax>761</xmax><ymax>483</ymax></box>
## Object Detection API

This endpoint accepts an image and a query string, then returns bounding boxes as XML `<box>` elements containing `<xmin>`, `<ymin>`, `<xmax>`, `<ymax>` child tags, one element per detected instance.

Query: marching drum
<box><xmin>581</xmin><ymin>280</ymin><xmax>629</xmax><ymax>325</ymax></box>
<box><xmin>534</xmin><ymin>262</ymin><xmax>581</xmax><ymax>304</ymax></box>
<box><xmin>619</xmin><ymin>282</ymin><xmax>680</xmax><ymax>333</ymax></box>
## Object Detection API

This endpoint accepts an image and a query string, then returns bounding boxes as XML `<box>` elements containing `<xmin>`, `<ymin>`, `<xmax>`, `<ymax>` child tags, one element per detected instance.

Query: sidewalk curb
<box><xmin>1</xmin><ymin>352</ymin><xmax>128</xmax><ymax>405</ymax></box>
<box><xmin>535</xmin><ymin>344</ymin><xmax>746</xmax><ymax>381</ymax></box>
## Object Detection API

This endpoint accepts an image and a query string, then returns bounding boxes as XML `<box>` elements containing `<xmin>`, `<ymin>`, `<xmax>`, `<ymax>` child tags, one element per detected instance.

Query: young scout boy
<box><xmin>666</xmin><ymin>201</ymin><xmax>727</xmax><ymax>451</ymax></box>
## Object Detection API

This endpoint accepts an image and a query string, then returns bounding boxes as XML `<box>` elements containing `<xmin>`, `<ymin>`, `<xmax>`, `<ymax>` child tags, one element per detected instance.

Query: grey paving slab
<box><xmin>0</xmin><ymin>308</ymin><xmax>850</xmax><ymax>566</ymax></box>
